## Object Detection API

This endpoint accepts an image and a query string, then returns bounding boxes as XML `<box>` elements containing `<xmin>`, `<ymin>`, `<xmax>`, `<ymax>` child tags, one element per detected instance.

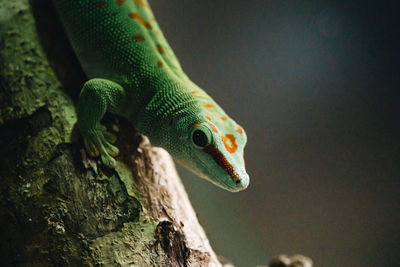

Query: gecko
<box><xmin>52</xmin><ymin>0</ymin><xmax>249</xmax><ymax>192</ymax></box>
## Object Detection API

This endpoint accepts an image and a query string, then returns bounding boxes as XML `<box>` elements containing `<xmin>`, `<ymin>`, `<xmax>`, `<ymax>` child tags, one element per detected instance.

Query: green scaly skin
<box><xmin>53</xmin><ymin>0</ymin><xmax>249</xmax><ymax>192</ymax></box>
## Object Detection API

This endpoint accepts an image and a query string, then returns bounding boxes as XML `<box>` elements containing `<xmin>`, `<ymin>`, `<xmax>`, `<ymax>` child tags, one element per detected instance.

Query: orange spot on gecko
<box><xmin>98</xmin><ymin>1</ymin><xmax>105</xmax><ymax>7</ymax></box>
<box><xmin>134</xmin><ymin>0</ymin><xmax>150</xmax><ymax>8</ymax></box>
<box><xmin>157</xmin><ymin>61</ymin><xmax>163</xmax><ymax>67</ymax></box>
<box><xmin>205</xmin><ymin>116</ymin><xmax>211</xmax><ymax>121</ymax></box>
<box><xmin>150</xmin><ymin>17</ymin><xmax>156</xmax><ymax>22</ymax></box>
<box><xmin>133</xmin><ymin>34</ymin><xmax>145</xmax><ymax>41</ymax></box>
<box><xmin>191</xmin><ymin>90</ymin><xmax>198</xmax><ymax>94</ymax></box>
<box><xmin>203</xmin><ymin>145</ymin><xmax>239</xmax><ymax>179</ymax></box>
<box><xmin>156</xmin><ymin>44</ymin><xmax>164</xmax><ymax>54</ymax></box>
<box><xmin>221</xmin><ymin>116</ymin><xmax>228</xmax><ymax>121</ymax></box>
<box><xmin>154</xmin><ymin>30</ymin><xmax>160</xmax><ymax>35</ymax></box>
<box><xmin>236</xmin><ymin>124</ymin><xmax>243</xmax><ymax>134</ymax></box>
<box><xmin>129</xmin><ymin>13</ymin><xmax>152</xmax><ymax>29</ymax></box>
<box><xmin>116</xmin><ymin>0</ymin><xmax>125</xmax><ymax>5</ymax></box>
<box><xmin>205</xmin><ymin>104</ymin><xmax>213</xmax><ymax>108</ymax></box>
<box><xmin>190</xmin><ymin>122</ymin><xmax>202</xmax><ymax>129</ymax></box>
<box><xmin>210</xmin><ymin>125</ymin><xmax>218</xmax><ymax>133</ymax></box>
<box><xmin>222</xmin><ymin>134</ymin><xmax>238</xmax><ymax>154</ymax></box>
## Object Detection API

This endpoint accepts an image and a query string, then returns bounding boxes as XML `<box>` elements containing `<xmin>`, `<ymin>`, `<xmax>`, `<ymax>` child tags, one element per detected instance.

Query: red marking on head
<box><xmin>222</xmin><ymin>134</ymin><xmax>238</xmax><ymax>154</ymax></box>
<box><xmin>205</xmin><ymin>104</ymin><xmax>213</xmax><ymax>108</ymax></box>
<box><xmin>221</xmin><ymin>116</ymin><xmax>228</xmax><ymax>121</ymax></box>
<box><xmin>236</xmin><ymin>124</ymin><xmax>243</xmax><ymax>134</ymax></box>
<box><xmin>116</xmin><ymin>0</ymin><xmax>125</xmax><ymax>5</ymax></box>
<box><xmin>129</xmin><ymin>13</ymin><xmax>152</xmax><ymax>29</ymax></box>
<box><xmin>192</xmin><ymin>90</ymin><xmax>198</xmax><ymax>94</ymax></box>
<box><xmin>190</xmin><ymin>122</ymin><xmax>202</xmax><ymax>129</ymax></box>
<box><xmin>156</xmin><ymin>44</ymin><xmax>164</xmax><ymax>54</ymax></box>
<box><xmin>210</xmin><ymin>125</ymin><xmax>218</xmax><ymax>133</ymax></box>
<box><xmin>98</xmin><ymin>1</ymin><xmax>105</xmax><ymax>7</ymax></box>
<box><xmin>134</xmin><ymin>0</ymin><xmax>150</xmax><ymax>8</ymax></box>
<box><xmin>205</xmin><ymin>116</ymin><xmax>211</xmax><ymax>121</ymax></box>
<box><xmin>203</xmin><ymin>145</ymin><xmax>239</xmax><ymax>179</ymax></box>
<box><xmin>133</xmin><ymin>34</ymin><xmax>145</xmax><ymax>41</ymax></box>
<box><xmin>157</xmin><ymin>61</ymin><xmax>163</xmax><ymax>67</ymax></box>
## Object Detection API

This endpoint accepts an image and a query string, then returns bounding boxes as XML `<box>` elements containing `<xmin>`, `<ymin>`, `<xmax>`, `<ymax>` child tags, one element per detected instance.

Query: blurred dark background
<box><xmin>151</xmin><ymin>1</ymin><xmax>399</xmax><ymax>266</ymax></box>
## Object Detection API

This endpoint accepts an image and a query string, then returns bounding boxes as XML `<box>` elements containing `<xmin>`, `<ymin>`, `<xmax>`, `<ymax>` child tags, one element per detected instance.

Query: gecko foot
<box><xmin>82</xmin><ymin>125</ymin><xmax>119</xmax><ymax>168</ymax></box>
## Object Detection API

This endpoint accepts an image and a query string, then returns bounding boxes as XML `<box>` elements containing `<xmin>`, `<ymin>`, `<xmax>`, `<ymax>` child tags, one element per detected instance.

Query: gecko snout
<box><xmin>231</xmin><ymin>171</ymin><xmax>249</xmax><ymax>192</ymax></box>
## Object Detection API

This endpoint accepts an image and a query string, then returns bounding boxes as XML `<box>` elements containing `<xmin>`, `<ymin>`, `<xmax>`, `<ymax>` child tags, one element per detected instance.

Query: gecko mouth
<box><xmin>202</xmin><ymin>144</ymin><xmax>240</xmax><ymax>181</ymax></box>
<box><xmin>191</xmin><ymin>146</ymin><xmax>242</xmax><ymax>191</ymax></box>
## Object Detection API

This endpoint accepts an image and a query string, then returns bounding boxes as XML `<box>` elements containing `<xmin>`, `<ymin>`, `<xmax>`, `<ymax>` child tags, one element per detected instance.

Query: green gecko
<box><xmin>53</xmin><ymin>0</ymin><xmax>249</xmax><ymax>192</ymax></box>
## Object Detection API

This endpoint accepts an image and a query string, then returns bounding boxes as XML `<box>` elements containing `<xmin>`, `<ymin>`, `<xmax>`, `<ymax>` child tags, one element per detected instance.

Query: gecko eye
<box><xmin>192</xmin><ymin>130</ymin><xmax>207</xmax><ymax>147</ymax></box>
<box><xmin>190</xmin><ymin>124</ymin><xmax>213</xmax><ymax>148</ymax></box>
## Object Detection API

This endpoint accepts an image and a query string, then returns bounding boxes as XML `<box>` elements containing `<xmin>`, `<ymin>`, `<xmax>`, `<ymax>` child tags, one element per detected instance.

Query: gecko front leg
<box><xmin>77</xmin><ymin>78</ymin><xmax>126</xmax><ymax>168</ymax></box>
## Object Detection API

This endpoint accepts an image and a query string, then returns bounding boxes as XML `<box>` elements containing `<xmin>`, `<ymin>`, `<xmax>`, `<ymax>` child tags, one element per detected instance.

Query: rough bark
<box><xmin>0</xmin><ymin>0</ymin><xmax>224</xmax><ymax>266</ymax></box>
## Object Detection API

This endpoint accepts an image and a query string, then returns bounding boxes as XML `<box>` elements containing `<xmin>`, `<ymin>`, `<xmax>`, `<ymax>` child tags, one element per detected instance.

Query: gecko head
<box><xmin>166</xmin><ymin>114</ymin><xmax>249</xmax><ymax>192</ymax></box>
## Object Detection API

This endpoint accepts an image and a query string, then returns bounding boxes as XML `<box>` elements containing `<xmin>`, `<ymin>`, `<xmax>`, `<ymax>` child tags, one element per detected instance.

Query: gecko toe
<box><xmin>107</xmin><ymin>144</ymin><xmax>119</xmax><ymax>157</ymax></box>
<box><xmin>103</xmin><ymin>141</ymin><xmax>119</xmax><ymax>157</ymax></box>
<box><xmin>100</xmin><ymin>133</ymin><xmax>119</xmax><ymax>156</ymax></box>
<box><xmin>101</xmin><ymin>153</ymin><xmax>117</xmax><ymax>169</ymax></box>
<box><xmin>103</xmin><ymin>131</ymin><xmax>117</xmax><ymax>144</ymax></box>
<box><xmin>84</xmin><ymin>138</ymin><xmax>99</xmax><ymax>157</ymax></box>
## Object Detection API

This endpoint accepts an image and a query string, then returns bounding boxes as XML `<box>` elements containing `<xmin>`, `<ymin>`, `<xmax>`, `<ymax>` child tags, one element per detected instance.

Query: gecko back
<box><xmin>52</xmin><ymin>0</ymin><xmax>182</xmax><ymax>81</ymax></box>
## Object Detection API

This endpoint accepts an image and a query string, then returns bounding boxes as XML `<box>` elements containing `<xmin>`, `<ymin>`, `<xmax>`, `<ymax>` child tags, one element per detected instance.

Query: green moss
<box><xmin>116</xmin><ymin>161</ymin><xmax>141</xmax><ymax>199</ymax></box>
<box><xmin>89</xmin><ymin>214</ymin><xmax>162</xmax><ymax>266</ymax></box>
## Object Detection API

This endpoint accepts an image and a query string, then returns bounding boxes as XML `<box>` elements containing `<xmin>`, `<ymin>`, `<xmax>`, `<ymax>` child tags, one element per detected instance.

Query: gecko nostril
<box><xmin>235</xmin><ymin>179</ymin><xmax>241</xmax><ymax>184</ymax></box>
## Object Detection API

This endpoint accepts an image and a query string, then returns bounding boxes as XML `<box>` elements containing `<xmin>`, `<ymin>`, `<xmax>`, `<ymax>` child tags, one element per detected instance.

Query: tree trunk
<box><xmin>0</xmin><ymin>0</ymin><xmax>225</xmax><ymax>266</ymax></box>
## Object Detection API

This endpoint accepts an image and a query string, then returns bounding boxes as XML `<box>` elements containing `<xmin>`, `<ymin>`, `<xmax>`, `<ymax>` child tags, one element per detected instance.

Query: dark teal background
<box><xmin>152</xmin><ymin>1</ymin><xmax>399</xmax><ymax>266</ymax></box>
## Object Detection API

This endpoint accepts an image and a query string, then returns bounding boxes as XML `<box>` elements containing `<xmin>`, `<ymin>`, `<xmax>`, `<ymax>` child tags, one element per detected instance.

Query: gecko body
<box><xmin>53</xmin><ymin>0</ymin><xmax>249</xmax><ymax>192</ymax></box>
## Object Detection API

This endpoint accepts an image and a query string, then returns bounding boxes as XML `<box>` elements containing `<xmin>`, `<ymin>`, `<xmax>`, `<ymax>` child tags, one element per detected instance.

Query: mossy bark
<box><xmin>0</xmin><ymin>0</ymin><xmax>223</xmax><ymax>266</ymax></box>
